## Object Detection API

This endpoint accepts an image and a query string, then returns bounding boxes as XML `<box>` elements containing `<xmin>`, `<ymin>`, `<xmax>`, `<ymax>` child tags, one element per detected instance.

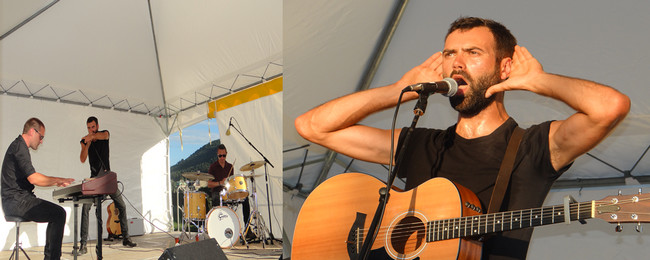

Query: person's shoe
<box><xmin>73</xmin><ymin>243</ymin><xmax>87</xmax><ymax>255</ymax></box>
<box><xmin>123</xmin><ymin>238</ymin><xmax>137</xmax><ymax>247</ymax></box>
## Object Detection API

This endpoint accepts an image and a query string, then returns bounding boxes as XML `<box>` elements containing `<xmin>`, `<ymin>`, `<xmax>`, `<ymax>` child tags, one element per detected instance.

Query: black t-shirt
<box><xmin>1</xmin><ymin>135</ymin><xmax>40</xmax><ymax>216</ymax></box>
<box><xmin>396</xmin><ymin>118</ymin><xmax>570</xmax><ymax>259</ymax></box>
<box><xmin>82</xmin><ymin>130</ymin><xmax>110</xmax><ymax>177</ymax></box>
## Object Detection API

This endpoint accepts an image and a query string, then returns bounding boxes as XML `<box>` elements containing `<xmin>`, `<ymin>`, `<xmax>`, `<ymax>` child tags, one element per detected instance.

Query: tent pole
<box><xmin>314</xmin><ymin>0</ymin><xmax>410</xmax><ymax>188</ymax></box>
<box><xmin>0</xmin><ymin>0</ymin><xmax>61</xmax><ymax>41</ymax></box>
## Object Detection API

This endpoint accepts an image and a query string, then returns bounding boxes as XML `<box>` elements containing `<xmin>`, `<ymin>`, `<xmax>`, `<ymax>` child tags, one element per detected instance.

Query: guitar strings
<box><xmin>292</xmin><ymin>197</ymin><xmax>650</xmax><ymax>252</ymax></box>
<box><xmin>350</xmin><ymin>197</ymin><xmax>648</xmax><ymax>245</ymax></box>
<box><xmin>360</xmin><ymin>205</ymin><xmax>584</xmax><ymax>242</ymax></box>
<box><xmin>295</xmin><ymin>198</ymin><xmax>649</xmax><ymax>252</ymax></box>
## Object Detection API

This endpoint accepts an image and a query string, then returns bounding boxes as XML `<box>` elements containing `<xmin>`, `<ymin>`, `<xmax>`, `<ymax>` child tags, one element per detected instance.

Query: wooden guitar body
<box><xmin>107</xmin><ymin>202</ymin><xmax>122</xmax><ymax>236</ymax></box>
<box><xmin>292</xmin><ymin>173</ymin><xmax>483</xmax><ymax>260</ymax></box>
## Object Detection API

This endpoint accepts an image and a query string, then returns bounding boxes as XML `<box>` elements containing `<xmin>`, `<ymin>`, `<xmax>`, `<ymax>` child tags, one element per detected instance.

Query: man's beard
<box><xmin>448</xmin><ymin>68</ymin><xmax>502</xmax><ymax>117</ymax></box>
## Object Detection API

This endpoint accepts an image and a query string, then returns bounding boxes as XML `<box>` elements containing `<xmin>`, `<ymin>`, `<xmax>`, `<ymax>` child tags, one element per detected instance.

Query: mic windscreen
<box><xmin>225</xmin><ymin>128</ymin><xmax>231</xmax><ymax>136</ymax></box>
<box><xmin>442</xmin><ymin>78</ymin><xmax>458</xmax><ymax>97</ymax></box>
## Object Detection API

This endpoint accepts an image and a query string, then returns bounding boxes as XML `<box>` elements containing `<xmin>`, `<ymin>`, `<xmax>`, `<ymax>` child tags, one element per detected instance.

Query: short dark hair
<box><xmin>446</xmin><ymin>17</ymin><xmax>517</xmax><ymax>62</ymax></box>
<box><xmin>87</xmin><ymin>116</ymin><xmax>98</xmax><ymax>124</ymax></box>
<box><xmin>218</xmin><ymin>144</ymin><xmax>227</xmax><ymax>152</ymax></box>
<box><xmin>23</xmin><ymin>117</ymin><xmax>44</xmax><ymax>134</ymax></box>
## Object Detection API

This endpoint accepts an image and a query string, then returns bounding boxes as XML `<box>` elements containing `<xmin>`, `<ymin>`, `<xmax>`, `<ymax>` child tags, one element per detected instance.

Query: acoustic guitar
<box><xmin>291</xmin><ymin>172</ymin><xmax>650</xmax><ymax>260</ymax></box>
<box><xmin>107</xmin><ymin>202</ymin><xmax>122</xmax><ymax>237</ymax></box>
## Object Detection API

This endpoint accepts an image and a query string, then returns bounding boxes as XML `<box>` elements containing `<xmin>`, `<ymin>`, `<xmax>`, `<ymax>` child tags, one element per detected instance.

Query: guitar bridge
<box><xmin>347</xmin><ymin>212</ymin><xmax>366</xmax><ymax>259</ymax></box>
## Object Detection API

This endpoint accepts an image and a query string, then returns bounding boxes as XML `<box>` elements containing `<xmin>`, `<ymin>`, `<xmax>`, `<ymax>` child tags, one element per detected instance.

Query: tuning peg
<box><xmin>615</xmin><ymin>223</ymin><xmax>623</xmax><ymax>232</ymax></box>
<box><xmin>636</xmin><ymin>223</ymin><xmax>643</xmax><ymax>233</ymax></box>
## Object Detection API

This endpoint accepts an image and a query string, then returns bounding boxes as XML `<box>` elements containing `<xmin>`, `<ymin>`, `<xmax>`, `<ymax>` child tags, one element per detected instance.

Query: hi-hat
<box><xmin>182</xmin><ymin>172</ymin><xmax>214</xmax><ymax>181</ymax></box>
<box><xmin>239</xmin><ymin>161</ymin><xmax>266</xmax><ymax>171</ymax></box>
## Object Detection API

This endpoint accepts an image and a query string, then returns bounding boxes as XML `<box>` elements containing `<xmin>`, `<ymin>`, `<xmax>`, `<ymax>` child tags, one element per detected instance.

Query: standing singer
<box><xmin>76</xmin><ymin>116</ymin><xmax>136</xmax><ymax>255</ymax></box>
<box><xmin>295</xmin><ymin>17</ymin><xmax>630</xmax><ymax>259</ymax></box>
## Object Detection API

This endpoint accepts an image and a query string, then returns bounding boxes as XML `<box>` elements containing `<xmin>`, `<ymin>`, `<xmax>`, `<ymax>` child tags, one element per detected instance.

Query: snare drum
<box><xmin>226</xmin><ymin>175</ymin><xmax>249</xmax><ymax>200</ymax></box>
<box><xmin>206</xmin><ymin>207</ymin><xmax>241</xmax><ymax>248</ymax></box>
<box><xmin>183</xmin><ymin>191</ymin><xmax>207</xmax><ymax>220</ymax></box>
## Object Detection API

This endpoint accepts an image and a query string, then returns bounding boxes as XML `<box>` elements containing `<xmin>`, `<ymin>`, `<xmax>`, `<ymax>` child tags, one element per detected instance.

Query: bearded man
<box><xmin>294</xmin><ymin>17</ymin><xmax>630</xmax><ymax>259</ymax></box>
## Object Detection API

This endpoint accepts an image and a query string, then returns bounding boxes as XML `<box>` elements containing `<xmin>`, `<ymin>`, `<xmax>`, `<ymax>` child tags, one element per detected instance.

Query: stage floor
<box><xmin>0</xmin><ymin>231</ymin><xmax>282</xmax><ymax>260</ymax></box>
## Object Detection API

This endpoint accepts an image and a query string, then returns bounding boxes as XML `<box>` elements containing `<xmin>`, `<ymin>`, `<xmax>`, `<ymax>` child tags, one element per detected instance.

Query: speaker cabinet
<box><xmin>159</xmin><ymin>238</ymin><xmax>228</xmax><ymax>260</ymax></box>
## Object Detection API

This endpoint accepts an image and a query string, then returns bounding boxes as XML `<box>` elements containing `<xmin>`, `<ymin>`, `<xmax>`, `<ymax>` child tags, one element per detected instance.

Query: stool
<box><xmin>5</xmin><ymin>216</ymin><xmax>31</xmax><ymax>260</ymax></box>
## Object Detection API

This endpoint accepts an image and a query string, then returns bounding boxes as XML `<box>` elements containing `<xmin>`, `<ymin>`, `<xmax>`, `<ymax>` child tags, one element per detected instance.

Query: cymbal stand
<box><xmin>243</xmin><ymin>171</ymin><xmax>271</xmax><ymax>247</ymax></box>
<box><xmin>261</xmin><ymin>161</ymin><xmax>279</xmax><ymax>244</ymax></box>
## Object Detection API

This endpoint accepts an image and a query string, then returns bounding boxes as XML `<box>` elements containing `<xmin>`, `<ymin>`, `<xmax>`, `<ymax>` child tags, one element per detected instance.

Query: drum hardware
<box><xmin>178</xmin><ymin>190</ymin><xmax>208</xmax><ymax>244</ymax></box>
<box><xmin>241</xmin><ymin>167</ymin><xmax>273</xmax><ymax>247</ymax></box>
<box><xmin>177</xmin><ymin>172</ymin><xmax>214</xmax><ymax>243</ymax></box>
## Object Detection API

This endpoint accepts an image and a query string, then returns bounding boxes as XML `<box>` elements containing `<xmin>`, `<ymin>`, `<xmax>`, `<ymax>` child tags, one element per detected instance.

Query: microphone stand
<box><xmin>227</xmin><ymin>123</ymin><xmax>279</xmax><ymax>244</ymax></box>
<box><xmin>357</xmin><ymin>90</ymin><xmax>428</xmax><ymax>259</ymax></box>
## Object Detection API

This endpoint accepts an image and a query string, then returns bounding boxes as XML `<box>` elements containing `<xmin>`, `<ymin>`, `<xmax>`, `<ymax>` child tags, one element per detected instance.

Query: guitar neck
<box><xmin>427</xmin><ymin>201</ymin><xmax>593</xmax><ymax>242</ymax></box>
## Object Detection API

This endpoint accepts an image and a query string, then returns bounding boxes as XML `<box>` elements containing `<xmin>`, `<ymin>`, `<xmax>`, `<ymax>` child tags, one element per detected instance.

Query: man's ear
<box><xmin>500</xmin><ymin>57</ymin><xmax>512</xmax><ymax>80</ymax></box>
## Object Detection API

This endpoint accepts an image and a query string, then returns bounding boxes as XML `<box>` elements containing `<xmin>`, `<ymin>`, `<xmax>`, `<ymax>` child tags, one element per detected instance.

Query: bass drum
<box><xmin>205</xmin><ymin>207</ymin><xmax>241</xmax><ymax>248</ymax></box>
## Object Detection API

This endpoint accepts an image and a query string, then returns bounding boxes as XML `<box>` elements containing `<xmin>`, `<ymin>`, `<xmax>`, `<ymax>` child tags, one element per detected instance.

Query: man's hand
<box><xmin>57</xmin><ymin>178</ymin><xmax>75</xmax><ymax>187</ymax></box>
<box><xmin>487</xmin><ymin>45</ymin><xmax>545</xmax><ymax>98</ymax></box>
<box><xmin>82</xmin><ymin>133</ymin><xmax>94</xmax><ymax>144</ymax></box>
<box><xmin>397</xmin><ymin>51</ymin><xmax>444</xmax><ymax>87</ymax></box>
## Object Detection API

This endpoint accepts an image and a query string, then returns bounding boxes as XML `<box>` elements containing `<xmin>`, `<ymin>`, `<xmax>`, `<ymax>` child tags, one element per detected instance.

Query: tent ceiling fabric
<box><xmin>0</xmin><ymin>0</ymin><xmax>282</xmax><ymax>127</ymax></box>
<box><xmin>283</xmin><ymin>0</ymin><xmax>650</xmax><ymax>195</ymax></box>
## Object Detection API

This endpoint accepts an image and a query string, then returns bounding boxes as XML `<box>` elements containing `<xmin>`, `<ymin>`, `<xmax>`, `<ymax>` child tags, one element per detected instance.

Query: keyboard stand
<box><xmin>62</xmin><ymin>195</ymin><xmax>104</xmax><ymax>260</ymax></box>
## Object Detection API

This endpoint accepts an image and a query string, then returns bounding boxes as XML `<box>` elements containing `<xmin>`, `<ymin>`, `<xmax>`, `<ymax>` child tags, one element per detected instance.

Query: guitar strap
<box><xmin>487</xmin><ymin>126</ymin><xmax>525</xmax><ymax>214</ymax></box>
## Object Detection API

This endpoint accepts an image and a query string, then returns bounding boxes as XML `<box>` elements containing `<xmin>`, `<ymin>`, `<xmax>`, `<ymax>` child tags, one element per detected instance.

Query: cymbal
<box><xmin>182</xmin><ymin>172</ymin><xmax>214</xmax><ymax>181</ymax></box>
<box><xmin>240</xmin><ymin>173</ymin><xmax>263</xmax><ymax>178</ymax></box>
<box><xmin>239</xmin><ymin>161</ymin><xmax>266</xmax><ymax>171</ymax></box>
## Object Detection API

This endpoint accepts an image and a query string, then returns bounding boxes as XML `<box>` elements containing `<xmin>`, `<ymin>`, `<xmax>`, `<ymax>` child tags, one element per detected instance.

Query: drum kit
<box><xmin>176</xmin><ymin>160</ymin><xmax>269</xmax><ymax>248</ymax></box>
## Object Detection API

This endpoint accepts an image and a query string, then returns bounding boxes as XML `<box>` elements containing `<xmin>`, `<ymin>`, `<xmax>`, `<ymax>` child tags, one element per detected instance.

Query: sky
<box><xmin>168</xmin><ymin>118</ymin><xmax>220</xmax><ymax>166</ymax></box>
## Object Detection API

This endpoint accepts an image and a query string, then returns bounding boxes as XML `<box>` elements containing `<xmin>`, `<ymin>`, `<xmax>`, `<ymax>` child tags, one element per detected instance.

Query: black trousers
<box><xmin>22</xmin><ymin>199</ymin><xmax>67</xmax><ymax>260</ymax></box>
<box><xmin>80</xmin><ymin>191</ymin><xmax>130</xmax><ymax>243</ymax></box>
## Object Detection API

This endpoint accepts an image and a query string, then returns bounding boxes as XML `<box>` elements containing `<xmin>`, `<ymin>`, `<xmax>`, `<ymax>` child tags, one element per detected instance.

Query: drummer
<box><xmin>207</xmin><ymin>144</ymin><xmax>251</xmax><ymax>234</ymax></box>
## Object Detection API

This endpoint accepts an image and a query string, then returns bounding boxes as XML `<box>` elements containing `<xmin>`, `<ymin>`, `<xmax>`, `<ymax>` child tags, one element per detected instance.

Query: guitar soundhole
<box><xmin>390</xmin><ymin>216</ymin><xmax>425</xmax><ymax>255</ymax></box>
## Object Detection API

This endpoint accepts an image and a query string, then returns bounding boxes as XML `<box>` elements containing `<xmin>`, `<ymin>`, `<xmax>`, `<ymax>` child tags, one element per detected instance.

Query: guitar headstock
<box><xmin>593</xmin><ymin>191</ymin><xmax>650</xmax><ymax>224</ymax></box>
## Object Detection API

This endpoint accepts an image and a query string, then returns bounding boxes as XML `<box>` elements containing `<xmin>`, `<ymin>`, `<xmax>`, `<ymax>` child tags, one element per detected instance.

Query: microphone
<box><xmin>406</xmin><ymin>78</ymin><xmax>459</xmax><ymax>97</ymax></box>
<box><xmin>225</xmin><ymin>117</ymin><xmax>233</xmax><ymax>136</ymax></box>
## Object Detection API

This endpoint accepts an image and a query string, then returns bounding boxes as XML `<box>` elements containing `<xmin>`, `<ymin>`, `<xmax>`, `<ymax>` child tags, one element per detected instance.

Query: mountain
<box><xmin>170</xmin><ymin>140</ymin><xmax>221</xmax><ymax>182</ymax></box>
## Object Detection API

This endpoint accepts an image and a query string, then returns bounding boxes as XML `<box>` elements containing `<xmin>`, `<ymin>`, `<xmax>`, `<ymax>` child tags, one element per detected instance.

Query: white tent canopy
<box><xmin>284</xmin><ymin>0</ymin><xmax>650</xmax><ymax>258</ymax></box>
<box><xmin>1</xmin><ymin>0</ymin><xmax>282</xmax><ymax>131</ymax></box>
<box><xmin>0</xmin><ymin>0</ymin><xmax>281</xmax><ymax>251</ymax></box>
